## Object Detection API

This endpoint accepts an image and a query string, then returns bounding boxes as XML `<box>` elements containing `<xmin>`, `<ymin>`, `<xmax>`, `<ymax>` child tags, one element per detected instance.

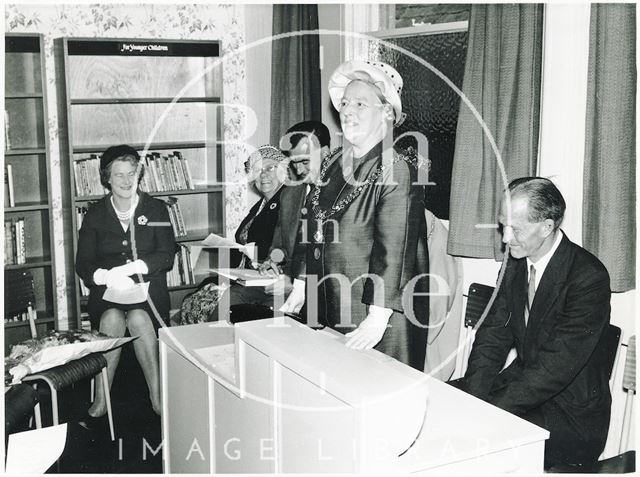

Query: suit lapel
<box><xmin>524</xmin><ymin>233</ymin><xmax>573</xmax><ymax>346</ymax></box>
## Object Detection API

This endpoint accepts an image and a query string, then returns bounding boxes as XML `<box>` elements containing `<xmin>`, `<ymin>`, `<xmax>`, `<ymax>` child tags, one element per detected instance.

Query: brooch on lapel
<box><xmin>137</xmin><ymin>215</ymin><xmax>148</xmax><ymax>226</ymax></box>
<box><xmin>269</xmin><ymin>203</ymin><xmax>277</xmax><ymax>210</ymax></box>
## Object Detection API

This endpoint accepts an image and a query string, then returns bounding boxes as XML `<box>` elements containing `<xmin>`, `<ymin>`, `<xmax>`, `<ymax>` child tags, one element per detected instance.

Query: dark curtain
<box><xmin>447</xmin><ymin>4</ymin><xmax>543</xmax><ymax>259</ymax></box>
<box><xmin>583</xmin><ymin>3</ymin><xmax>636</xmax><ymax>292</ymax></box>
<box><xmin>270</xmin><ymin>4</ymin><xmax>322</xmax><ymax>145</ymax></box>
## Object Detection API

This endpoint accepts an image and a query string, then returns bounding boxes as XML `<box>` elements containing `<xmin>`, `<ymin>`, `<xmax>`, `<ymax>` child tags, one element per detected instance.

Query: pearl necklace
<box><xmin>111</xmin><ymin>194</ymin><xmax>139</xmax><ymax>222</ymax></box>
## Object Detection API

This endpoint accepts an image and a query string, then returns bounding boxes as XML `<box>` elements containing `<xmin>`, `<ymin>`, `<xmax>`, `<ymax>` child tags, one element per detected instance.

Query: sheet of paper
<box><xmin>212</xmin><ymin>268</ymin><xmax>278</xmax><ymax>287</ymax></box>
<box><xmin>103</xmin><ymin>281</ymin><xmax>150</xmax><ymax>304</ymax></box>
<box><xmin>202</xmin><ymin>233</ymin><xmax>243</xmax><ymax>249</ymax></box>
<box><xmin>6</xmin><ymin>424</ymin><xmax>67</xmax><ymax>474</ymax></box>
<box><xmin>201</xmin><ymin>234</ymin><xmax>255</xmax><ymax>260</ymax></box>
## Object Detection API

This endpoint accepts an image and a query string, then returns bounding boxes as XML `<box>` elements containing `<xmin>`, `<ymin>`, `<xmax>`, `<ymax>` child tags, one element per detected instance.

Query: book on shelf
<box><xmin>4</xmin><ymin>217</ymin><xmax>26</xmax><ymax>265</ymax></box>
<box><xmin>4</xmin><ymin>109</ymin><xmax>10</xmax><ymax>150</ymax></box>
<box><xmin>6</xmin><ymin>164</ymin><xmax>15</xmax><ymax>207</ymax></box>
<box><xmin>174</xmin><ymin>151</ymin><xmax>195</xmax><ymax>189</ymax></box>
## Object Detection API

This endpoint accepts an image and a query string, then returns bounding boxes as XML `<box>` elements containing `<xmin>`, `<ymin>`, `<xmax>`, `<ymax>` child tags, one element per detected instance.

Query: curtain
<box><xmin>583</xmin><ymin>4</ymin><xmax>636</xmax><ymax>293</ymax></box>
<box><xmin>447</xmin><ymin>4</ymin><xmax>543</xmax><ymax>259</ymax></box>
<box><xmin>270</xmin><ymin>4</ymin><xmax>322</xmax><ymax>145</ymax></box>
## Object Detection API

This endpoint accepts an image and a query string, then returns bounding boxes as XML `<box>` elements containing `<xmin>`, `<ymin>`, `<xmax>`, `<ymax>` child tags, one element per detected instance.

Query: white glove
<box><xmin>279</xmin><ymin>278</ymin><xmax>305</xmax><ymax>314</ymax></box>
<box><xmin>105</xmin><ymin>270</ymin><xmax>136</xmax><ymax>290</ymax></box>
<box><xmin>110</xmin><ymin>259</ymin><xmax>149</xmax><ymax>277</ymax></box>
<box><xmin>345</xmin><ymin>305</ymin><xmax>393</xmax><ymax>350</ymax></box>
<box><xmin>93</xmin><ymin>268</ymin><xmax>109</xmax><ymax>286</ymax></box>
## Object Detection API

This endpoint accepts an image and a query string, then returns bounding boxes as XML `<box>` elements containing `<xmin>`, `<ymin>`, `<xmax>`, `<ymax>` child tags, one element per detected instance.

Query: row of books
<box><xmin>74</xmin><ymin>155</ymin><xmax>108</xmax><ymax>197</ymax></box>
<box><xmin>163</xmin><ymin>197</ymin><xmax>188</xmax><ymax>237</ymax></box>
<box><xmin>140</xmin><ymin>151</ymin><xmax>195</xmax><ymax>193</ymax></box>
<box><xmin>167</xmin><ymin>244</ymin><xmax>196</xmax><ymax>287</ymax></box>
<box><xmin>73</xmin><ymin>150</ymin><xmax>195</xmax><ymax>197</ymax></box>
<box><xmin>4</xmin><ymin>217</ymin><xmax>26</xmax><ymax>265</ymax></box>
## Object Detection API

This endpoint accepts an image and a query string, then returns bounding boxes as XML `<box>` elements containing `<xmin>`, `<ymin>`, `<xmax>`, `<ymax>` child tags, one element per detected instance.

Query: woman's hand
<box><xmin>345</xmin><ymin>305</ymin><xmax>393</xmax><ymax>350</ymax></box>
<box><xmin>105</xmin><ymin>271</ymin><xmax>136</xmax><ymax>290</ymax></box>
<box><xmin>279</xmin><ymin>278</ymin><xmax>305</xmax><ymax>314</ymax></box>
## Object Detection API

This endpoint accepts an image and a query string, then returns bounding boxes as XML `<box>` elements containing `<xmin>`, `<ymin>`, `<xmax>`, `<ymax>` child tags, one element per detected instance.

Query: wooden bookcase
<box><xmin>4</xmin><ymin>34</ymin><xmax>56</xmax><ymax>353</ymax></box>
<box><xmin>59</xmin><ymin>38</ymin><xmax>225</xmax><ymax>329</ymax></box>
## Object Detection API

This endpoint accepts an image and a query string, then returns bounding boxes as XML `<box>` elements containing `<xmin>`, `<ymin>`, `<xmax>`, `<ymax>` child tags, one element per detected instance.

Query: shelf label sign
<box><xmin>118</xmin><ymin>42</ymin><xmax>171</xmax><ymax>55</ymax></box>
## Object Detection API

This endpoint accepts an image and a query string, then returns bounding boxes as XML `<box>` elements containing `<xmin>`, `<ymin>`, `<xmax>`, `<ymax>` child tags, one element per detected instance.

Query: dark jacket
<box><xmin>231</xmin><ymin>186</ymin><xmax>285</xmax><ymax>267</ymax></box>
<box><xmin>75</xmin><ymin>192</ymin><xmax>176</xmax><ymax>325</ymax></box>
<box><xmin>291</xmin><ymin>145</ymin><xmax>430</xmax><ymax>370</ymax></box>
<box><xmin>463</xmin><ymin>233</ymin><xmax>611</xmax><ymax>462</ymax></box>
<box><xmin>269</xmin><ymin>184</ymin><xmax>308</xmax><ymax>275</ymax></box>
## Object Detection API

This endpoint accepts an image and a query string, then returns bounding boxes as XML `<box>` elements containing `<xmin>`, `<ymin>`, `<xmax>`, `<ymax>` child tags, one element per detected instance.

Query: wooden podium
<box><xmin>159</xmin><ymin>318</ymin><xmax>548</xmax><ymax>474</ymax></box>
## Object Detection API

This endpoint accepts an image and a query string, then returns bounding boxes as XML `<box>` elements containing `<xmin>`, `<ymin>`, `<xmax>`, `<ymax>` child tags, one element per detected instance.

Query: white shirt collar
<box><xmin>526</xmin><ymin>230</ymin><xmax>563</xmax><ymax>288</ymax></box>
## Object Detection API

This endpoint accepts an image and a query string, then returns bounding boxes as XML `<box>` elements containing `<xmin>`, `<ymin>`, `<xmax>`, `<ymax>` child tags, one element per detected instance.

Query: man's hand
<box><xmin>345</xmin><ymin>305</ymin><xmax>393</xmax><ymax>350</ymax></box>
<box><xmin>279</xmin><ymin>278</ymin><xmax>305</xmax><ymax>314</ymax></box>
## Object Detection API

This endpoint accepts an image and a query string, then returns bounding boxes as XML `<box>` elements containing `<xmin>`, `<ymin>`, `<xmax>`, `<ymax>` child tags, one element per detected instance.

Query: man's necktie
<box><xmin>525</xmin><ymin>264</ymin><xmax>536</xmax><ymax>326</ymax></box>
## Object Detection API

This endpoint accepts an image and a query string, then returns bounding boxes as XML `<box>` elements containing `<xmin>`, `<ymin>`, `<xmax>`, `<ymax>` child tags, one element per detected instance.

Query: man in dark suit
<box><xmin>459</xmin><ymin>177</ymin><xmax>611</xmax><ymax>469</ymax></box>
<box><xmin>268</xmin><ymin>121</ymin><xmax>331</xmax><ymax>276</ymax></box>
<box><xmin>231</xmin><ymin>121</ymin><xmax>331</xmax><ymax>311</ymax></box>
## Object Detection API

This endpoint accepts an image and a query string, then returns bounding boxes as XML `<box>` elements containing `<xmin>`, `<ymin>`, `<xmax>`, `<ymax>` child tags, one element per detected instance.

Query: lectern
<box><xmin>159</xmin><ymin>318</ymin><xmax>548</xmax><ymax>474</ymax></box>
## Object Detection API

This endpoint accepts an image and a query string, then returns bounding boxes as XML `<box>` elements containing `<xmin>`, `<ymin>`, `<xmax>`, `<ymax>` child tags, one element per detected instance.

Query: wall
<box><xmin>5</xmin><ymin>3</ymin><xmax>249</xmax><ymax>327</ymax></box>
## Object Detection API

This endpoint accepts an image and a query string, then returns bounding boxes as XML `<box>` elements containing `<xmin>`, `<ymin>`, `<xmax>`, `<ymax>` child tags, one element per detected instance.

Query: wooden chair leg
<box><xmin>101</xmin><ymin>368</ymin><xmax>115</xmax><ymax>441</ymax></box>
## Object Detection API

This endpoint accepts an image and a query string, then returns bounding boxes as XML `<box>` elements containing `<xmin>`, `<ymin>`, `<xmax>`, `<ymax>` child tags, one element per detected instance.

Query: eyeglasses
<box><xmin>246</xmin><ymin>163</ymin><xmax>280</xmax><ymax>175</ymax></box>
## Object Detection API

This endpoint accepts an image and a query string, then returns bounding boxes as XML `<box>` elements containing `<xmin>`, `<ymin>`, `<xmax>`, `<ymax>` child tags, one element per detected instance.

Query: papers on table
<box><xmin>103</xmin><ymin>281</ymin><xmax>150</xmax><ymax>304</ymax></box>
<box><xmin>201</xmin><ymin>233</ymin><xmax>256</xmax><ymax>261</ymax></box>
<box><xmin>212</xmin><ymin>268</ymin><xmax>278</xmax><ymax>287</ymax></box>
<box><xmin>6</xmin><ymin>424</ymin><xmax>67</xmax><ymax>474</ymax></box>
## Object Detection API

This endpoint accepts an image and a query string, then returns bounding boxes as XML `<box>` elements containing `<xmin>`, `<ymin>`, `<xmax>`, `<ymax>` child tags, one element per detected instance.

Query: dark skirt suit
<box><xmin>76</xmin><ymin>192</ymin><xmax>176</xmax><ymax>331</ymax></box>
<box><xmin>229</xmin><ymin>186</ymin><xmax>285</xmax><ymax>268</ymax></box>
<box><xmin>292</xmin><ymin>145</ymin><xmax>430</xmax><ymax>370</ymax></box>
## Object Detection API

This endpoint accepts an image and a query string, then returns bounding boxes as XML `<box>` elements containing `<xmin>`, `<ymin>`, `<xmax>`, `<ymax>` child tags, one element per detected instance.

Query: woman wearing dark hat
<box><xmin>282</xmin><ymin>60</ymin><xmax>430</xmax><ymax>371</ymax></box>
<box><xmin>178</xmin><ymin>145</ymin><xmax>289</xmax><ymax>324</ymax></box>
<box><xmin>76</xmin><ymin>144</ymin><xmax>176</xmax><ymax>417</ymax></box>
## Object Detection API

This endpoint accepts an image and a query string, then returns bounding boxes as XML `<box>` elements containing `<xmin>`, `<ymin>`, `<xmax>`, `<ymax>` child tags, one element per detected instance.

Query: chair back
<box><xmin>4</xmin><ymin>269</ymin><xmax>36</xmax><ymax>317</ymax></box>
<box><xmin>598</xmin><ymin>324</ymin><xmax>622</xmax><ymax>381</ymax></box>
<box><xmin>464</xmin><ymin>283</ymin><xmax>495</xmax><ymax>328</ymax></box>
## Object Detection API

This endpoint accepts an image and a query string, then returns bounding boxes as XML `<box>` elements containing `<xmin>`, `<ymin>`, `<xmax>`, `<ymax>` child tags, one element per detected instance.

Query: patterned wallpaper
<box><xmin>5</xmin><ymin>4</ymin><xmax>250</xmax><ymax>327</ymax></box>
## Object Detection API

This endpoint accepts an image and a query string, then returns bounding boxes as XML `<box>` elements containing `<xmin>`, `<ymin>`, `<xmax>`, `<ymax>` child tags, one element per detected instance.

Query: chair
<box><xmin>5</xmin><ymin>271</ymin><xmax>116</xmax><ymax>441</ymax></box>
<box><xmin>22</xmin><ymin>353</ymin><xmax>115</xmax><ymax>440</ymax></box>
<box><xmin>458</xmin><ymin>283</ymin><xmax>495</xmax><ymax>375</ymax></box>
<box><xmin>4</xmin><ymin>269</ymin><xmax>38</xmax><ymax>339</ymax></box>
<box><xmin>619</xmin><ymin>335</ymin><xmax>635</xmax><ymax>454</ymax></box>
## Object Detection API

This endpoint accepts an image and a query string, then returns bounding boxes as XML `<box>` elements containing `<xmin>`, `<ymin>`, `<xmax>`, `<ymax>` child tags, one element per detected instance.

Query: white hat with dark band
<box><xmin>328</xmin><ymin>60</ymin><xmax>405</xmax><ymax>127</ymax></box>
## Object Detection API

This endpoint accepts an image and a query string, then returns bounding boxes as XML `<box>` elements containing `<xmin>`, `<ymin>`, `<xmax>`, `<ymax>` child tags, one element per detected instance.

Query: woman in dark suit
<box><xmin>282</xmin><ymin>61</ymin><xmax>430</xmax><ymax>370</ymax></box>
<box><xmin>76</xmin><ymin>144</ymin><xmax>176</xmax><ymax>418</ymax></box>
<box><xmin>178</xmin><ymin>146</ymin><xmax>288</xmax><ymax>324</ymax></box>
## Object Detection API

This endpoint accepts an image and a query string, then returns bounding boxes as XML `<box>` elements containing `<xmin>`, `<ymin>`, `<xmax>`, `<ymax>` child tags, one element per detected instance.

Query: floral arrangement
<box><xmin>5</xmin><ymin>329</ymin><xmax>134</xmax><ymax>386</ymax></box>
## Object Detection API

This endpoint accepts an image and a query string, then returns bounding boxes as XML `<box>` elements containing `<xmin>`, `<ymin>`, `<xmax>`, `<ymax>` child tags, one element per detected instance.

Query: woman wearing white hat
<box><xmin>282</xmin><ymin>60</ymin><xmax>430</xmax><ymax>370</ymax></box>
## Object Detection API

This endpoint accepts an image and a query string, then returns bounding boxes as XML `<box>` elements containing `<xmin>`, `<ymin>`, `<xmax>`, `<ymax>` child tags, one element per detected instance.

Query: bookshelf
<box><xmin>4</xmin><ymin>34</ymin><xmax>57</xmax><ymax>353</ymax></box>
<box><xmin>60</xmin><ymin>38</ymin><xmax>225</xmax><ymax>329</ymax></box>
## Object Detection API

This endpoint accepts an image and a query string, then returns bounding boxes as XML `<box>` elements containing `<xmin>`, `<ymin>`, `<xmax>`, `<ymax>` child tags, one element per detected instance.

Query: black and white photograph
<box><xmin>2</xmin><ymin>1</ymin><xmax>637</xmax><ymax>474</ymax></box>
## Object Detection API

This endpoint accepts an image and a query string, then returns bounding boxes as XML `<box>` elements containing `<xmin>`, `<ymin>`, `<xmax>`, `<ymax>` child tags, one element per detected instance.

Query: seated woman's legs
<box><xmin>88</xmin><ymin>308</ymin><xmax>126</xmax><ymax>417</ymax></box>
<box><xmin>126</xmin><ymin>309</ymin><xmax>161</xmax><ymax>415</ymax></box>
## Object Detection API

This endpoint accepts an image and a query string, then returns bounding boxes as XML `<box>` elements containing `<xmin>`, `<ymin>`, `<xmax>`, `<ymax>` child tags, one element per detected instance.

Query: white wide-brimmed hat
<box><xmin>328</xmin><ymin>60</ymin><xmax>405</xmax><ymax>126</ymax></box>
